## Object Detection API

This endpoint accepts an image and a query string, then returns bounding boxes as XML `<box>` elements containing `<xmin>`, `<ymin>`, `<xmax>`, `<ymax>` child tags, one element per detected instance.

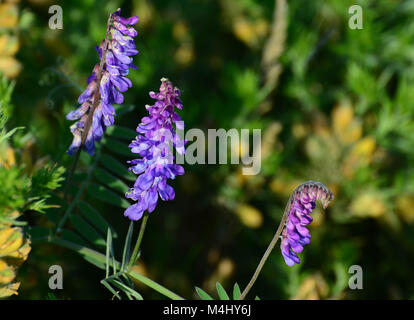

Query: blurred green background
<box><xmin>1</xmin><ymin>0</ymin><xmax>414</xmax><ymax>299</ymax></box>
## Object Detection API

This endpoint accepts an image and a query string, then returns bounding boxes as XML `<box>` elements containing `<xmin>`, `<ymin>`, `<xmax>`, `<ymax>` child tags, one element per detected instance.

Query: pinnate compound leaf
<box><xmin>87</xmin><ymin>183</ymin><xmax>130</xmax><ymax>208</ymax></box>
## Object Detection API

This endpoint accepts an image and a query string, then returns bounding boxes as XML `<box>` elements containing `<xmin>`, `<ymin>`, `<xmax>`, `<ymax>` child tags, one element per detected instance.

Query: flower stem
<box><xmin>239</xmin><ymin>206</ymin><xmax>290</xmax><ymax>300</ymax></box>
<box><xmin>57</xmin><ymin>150</ymin><xmax>101</xmax><ymax>234</ymax></box>
<box><xmin>63</xmin><ymin>148</ymin><xmax>81</xmax><ymax>202</ymax></box>
<box><xmin>49</xmin><ymin>236</ymin><xmax>184</xmax><ymax>300</ymax></box>
<box><xmin>128</xmin><ymin>212</ymin><xmax>149</xmax><ymax>269</ymax></box>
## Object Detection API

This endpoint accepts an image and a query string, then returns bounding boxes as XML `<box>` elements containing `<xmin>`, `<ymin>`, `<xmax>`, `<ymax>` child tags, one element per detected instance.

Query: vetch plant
<box><xmin>280</xmin><ymin>181</ymin><xmax>333</xmax><ymax>266</ymax></box>
<box><xmin>61</xmin><ymin>7</ymin><xmax>138</xmax><ymax>207</ymax></box>
<box><xmin>66</xmin><ymin>8</ymin><xmax>138</xmax><ymax>157</ymax></box>
<box><xmin>124</xmin><ymin>78</ymin><xmax>186</xmax><ymax>270</ymax></box>
<box><xmin>125</xmin><ymin>78</ymin><xmax>185</xmax><ymax>221</ymax></box>
<box><xmin>8</xmin><ymin>0</ymin><xmax>414</xmax><ymax>302</ymax></box>
<box><xmin>195</xmin><ymin>181</ymin><xmax>333</xmax><ymax>300</ymax></box>
<box><xmin>48</xmin><ymin>9</ymin><xmax>188</xmax><ymax>300</ymax></box>
<box><xmin>29</xmin><ymin>8</ymin><xmax>336</xmax><ymax>301</ymax></box>
<box><xmin>238</xmin><ymin>181</ymin><xmax>333</xmax><ymax>299</ymax></box>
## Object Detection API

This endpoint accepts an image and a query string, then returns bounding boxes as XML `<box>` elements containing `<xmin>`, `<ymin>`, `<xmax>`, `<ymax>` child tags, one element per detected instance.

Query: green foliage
<box><xmin>0</xmin><ymin>79</ymin><xmax>65</xmax><ymax>221</ymax></box>
<box><xmin>53</xmin><ymin>122</ymin><xmax>136</xmax><ymax>251</ymax></box>
<box><xmin>31</xmin><ymin>165</ymin><xmax>66</xmax><ymax>196</ymax></box>
<box><xmin>195</xmin><ymin>287</ymin><xmax>213</xmax><ymax>300</ymax></box>
<box><xmin>0</xmin><ymin>78</ymin><xmax>64</xmax><ymax>298</ymax></box>
<box><xmin>196</xmin><ymin>282</ymin><xmax>242</xmax><ymax>300</ymax></box>
<box><xmin>0</xmin><ymin>164</ymin><xmax>65</xmax><ymax>217</ymax></box>
<box><xmin>233</xmin><ymin>283</ymin><xmax>242</xmax><ymax>300</ymax></box>
<box><xmin>100</xmin><ymin>227</ymin><xmax>144</xmax><ymax>300</ymax></box>
<box><xmin>216</xmin><ymin>282</ymin><xmax>230</xmax><ymax>300</ymax></box>
<box><xmin>6</xmin><ymin>0</ymin><xmax>414</xmax><ymax>300</ymax></box>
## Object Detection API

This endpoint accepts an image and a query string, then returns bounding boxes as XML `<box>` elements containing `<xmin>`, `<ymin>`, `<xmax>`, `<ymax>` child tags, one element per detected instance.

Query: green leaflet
<box><xmin>110</xmin><ymin>279</ymin><xmax>143</xmax><ymax>300</ymax></box>
<box><xmin>101</xmin><ymin>280</ymin><xmax>121</xmax><ymax>300</ymax></box>
<box><xmin>83</xmin><ymin>253</ymin><xmax>106</xmax><ymax>269</ymax></box>
<box><xmin>70</xmin><ymin>215</ymin><xmax>106</xmax><ymax>248</ymax></box>
<box><xmin>233</xmin><ymin>283</ymin><xmax>241</xmax><ymax>300</ymax></box>
<box><xmin>121</xmin><ymin>221</ymin><xmax>134</xmax><ymax>270</ymax></box>
<box><xmin>0</xmin><ymin>126</ymin><xmax>24</xmax><ymax>145</ymax></box>
<box><xmin>216</xmin><ymin>282</ymin><xmax>230</xmax><ymax>300</ymax></box>
<box><xmin>195</xmin><ymin>287</ymin><xmax>213</xmax><ymax>300</ymax></box>
<box><xmin>99</xmin><ymin>154</ymin><xmax>135</xmax><ymax>182</ymax></box>
<box><xmin>60</xmin><ymin>229</ymin><xmax>89</xmax><ymax>247</ymax></box>
<box><xmin>106</xmin><ymin>125</ymin><xmax>137</xmax><ymax>141</ymax></box>
<box><xmin>87</xmin><ymin>183</ymin><xmax>130</xmax><ymax>208</ymax></box>
<box><xmin>78</xmin><ymin>201</ymin><xmax>117</xmax><ymax>239</ymax></box>
<box><xmin>105</xmin><ymin>229</ymin><xmax>111</xmax><ymax>278</ymax></box>
<box><xmin>103</xmin><ymin>137</ymin><xmax>133</xmax><ymax>157</ymax></box>
<box><xmin>94</xmin><ymin>167</ymin><xmax>129</xmax><ymax>194</ymax></box>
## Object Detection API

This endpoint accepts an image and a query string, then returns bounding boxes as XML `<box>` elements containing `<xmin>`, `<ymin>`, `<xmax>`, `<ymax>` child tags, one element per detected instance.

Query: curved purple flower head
<box><xmin>280</xmin><ymin>181</ymin><xmax>333</xmax><ymax>267</ymax></box>
<box><xmin>124</xmin><ymin>78</ymin><xmax>186</xmax><ymax>221</ymax></box>
<box><xmin>66</xmin><ymin>8</ymin><xmax>138</xmax><ymax>156</ymax></box>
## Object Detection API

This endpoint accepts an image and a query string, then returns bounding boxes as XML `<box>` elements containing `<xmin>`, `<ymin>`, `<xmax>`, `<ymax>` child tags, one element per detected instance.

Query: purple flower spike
<box><xmin>124</xmin><ymin>78</ymin><xmax>186</xmax><ymax>221</ymax></box>
<box><xmin>66</xmin><ymin>8</ymin><xmax>138</xmax><ymax>156</ymax></box>
<box><xmin>280</xmin><ymin>181</ymin><xmax>333</xmax><ymax>267</ymax></box>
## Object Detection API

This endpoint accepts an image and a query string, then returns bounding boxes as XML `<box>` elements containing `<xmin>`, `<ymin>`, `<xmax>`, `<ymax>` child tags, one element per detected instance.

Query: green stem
<box><xmin>49</xmin><ymin>236</ymin><xmax>184</xmax><ymax>300</ymax></box>
<box><xmin>128</xmin><ymin>269</ymin><xmax>184</xmax><ymax>300</ymax></box>
<box><xmin>63</xmin><ymin>148</ymin><xmax>81</xmax><ymax>203</ymax></box>
<box><xmin>128</xmin><ymin>212</ymin><xmax>149</xmax><ymax>269</ymax></box>
<box><xmin>56</xmin><ymin>150</ymin><xmax>101</xmax><ymax>234</ymax></box>
<box><xmin>239</xmin><ymin>200</ymin><xmax>291</xmax><ymax>300</ymax></box>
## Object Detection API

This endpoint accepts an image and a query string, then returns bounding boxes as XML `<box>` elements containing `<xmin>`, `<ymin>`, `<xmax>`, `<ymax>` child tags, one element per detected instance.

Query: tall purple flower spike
<box><xmin>280</xmin><ymin>181</ymin><xmax>333</xmax><ymax>267</ymax></box>
<box><xmin>66</xmin><ymin>9</ymin><xmax>138</xmax><ymax>156</ymax></box>
<box><xmin>124</xmin><ymin>78</ymin><xmax>186</xmax><ymax>221</ymax></box>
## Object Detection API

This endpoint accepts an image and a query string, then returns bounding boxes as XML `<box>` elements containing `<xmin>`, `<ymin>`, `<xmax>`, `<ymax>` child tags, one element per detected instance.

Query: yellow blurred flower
<box><xmin>0</xmin><ymin>146</ymin><xmax>16</xmax><ymax>168</ymax></box>
<box><xmin>230</xmin><ymin>136</ymin><xmax>249</xmax><ymax>161</ymax></box>
<box><xmin>203</xmin><ymin>257</ymin><xmax>235</xmax><ymax>292</ymax></box>
<box><xmin>0</xmin><ymin>3</ymin><xmax>18</xmax><ymax>28</ymax></box>
<box><xmin>0</xmin><ymin>227</ymin><xmax>31</xmax><ymax>298</ymax></box>
<box><xmin>173</xmin><ymin>21</ymin><xmax>190</xmax><ymax>42</ymax></box>
<box><xmin>233</xmin><ymin>18</ymin><xmax>269</xmax><ymax>48</ymax></box>
<box><xmin>133</xmin><ymin>0</ymin><xmax>154</xmax><ymax>28</ymax></box>
<box><xmin>0</xmin><ymin>34</ymin><xmax>19</xmax><ymax>56</ymax></box>
<box><xmin>270</xmin><ymin>177</ymin><xmax>302</xmax><ymax>197</ymax></box>
<box><xmin>293</xmin><ymin>273</ymin><xmax>329</xmax><ymax>300</ymax></box>
<box><xmin>261</xmin><ymin>121</ymin><xmax>282</xmax><ymax>159</ymax></box>
<box><xmin>342</xmin><ymin>137</ymin><xmax>376</xmax><ymax>179</ymax></box>
<box><xmin>235</xmin><ymin>204</ymin><xmax>263</xmax><ymax>229</ymax></box>
<box><xmin>396</xmin><ymin>195</ymin><xmax>414</xmax><ymax>223</ymax></box>
<box><xmin>0</xmin><ymin>57</ymin><xmax>21</xmax><ymax>78</ymax></box>
<box><xmin>332</xmin><ymin>103</ymin><xmax>362</xmax><ymax>144</ymax></box>
<box><xmin>175</xmin><ymin>43</ymin><xmax>195</xmax><ymax>66</ymax></box>
<box><xmin>0</xmin><ymin>282</ymin><xmax>19</xmax><ymax>298</ymax></box>
<box><xmin>350</xmin><ymin>137</ymin><xmax>376</xmax><ymax>159</ymax></box>
<box><xmin>0</xmin><ymin>2</ymin><xmax>21</xmax><ymax>78</ymax></box>
<box><xmin>350</xmin><ymin>192</ymin><xmax>387</xmax><ymax>218</ymax></box>
<box><xmin>172</xmin><ymin>21</ymin><xmax>194</xmax><ymax>66</ymax></box>
<box><xmin>217</xmin><ymin>258</ymin><xmax>234</xmax><ymax>279</ymax></box>
<box><xmin>305</xmin><ymin>102</ymin><xmax>377</xmax><ymax>180</ymax></box>
<box><xmin>0</xmin><ymin>144</ymin><xmax>32</xmax><ymax>298</ymax></box>
<box><xmin>292</xmin><ymin>123</ymin><xmax>308</xmax><ymax>139</ymax></box>
<box><xmin>174</xmin><ymin>43</ymin><xmax>194</xmax><ymax>66</ymax></box>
